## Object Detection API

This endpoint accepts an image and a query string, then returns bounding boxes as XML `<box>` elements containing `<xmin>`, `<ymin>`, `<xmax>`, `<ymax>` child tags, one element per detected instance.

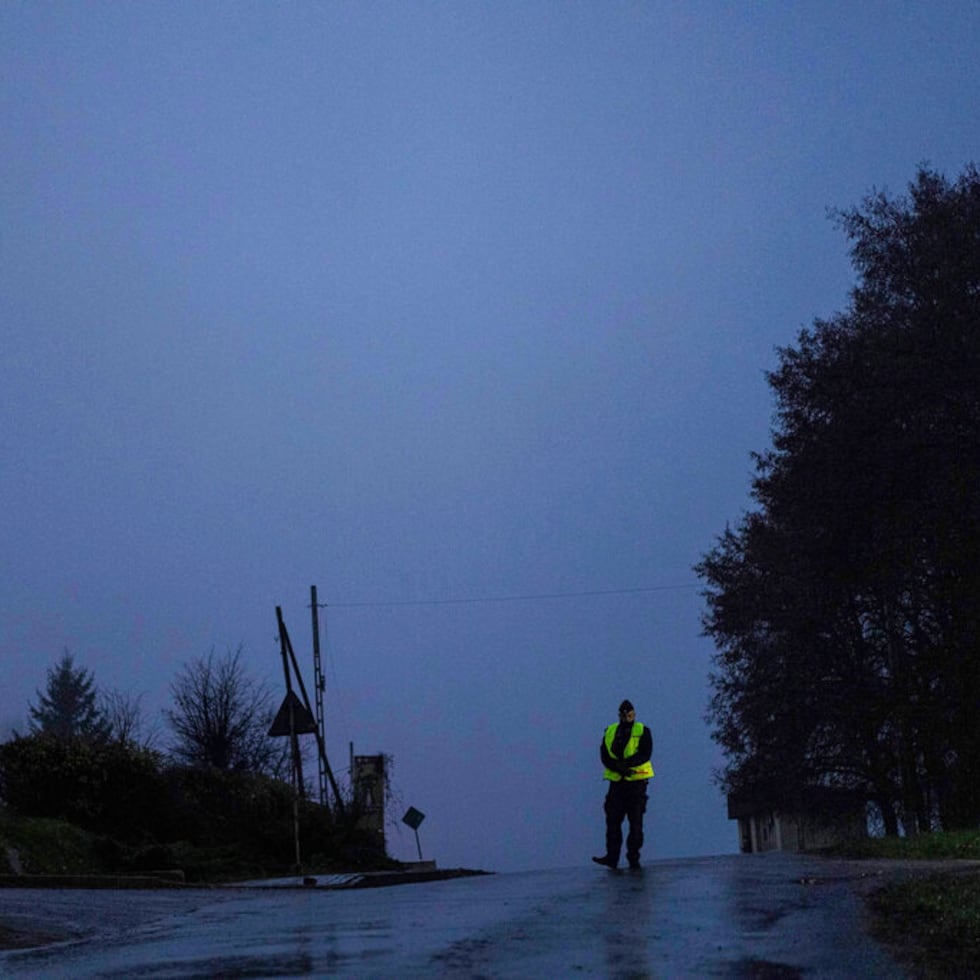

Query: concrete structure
<box><xmin>351</xmin><ymin>753</ymin><xmax>386</xmax><ymax>850</ymax></box>
<box><xmin>728</xmin><ymin>786</ymin><xmax>867</xmax><ymax>853</ymax></box>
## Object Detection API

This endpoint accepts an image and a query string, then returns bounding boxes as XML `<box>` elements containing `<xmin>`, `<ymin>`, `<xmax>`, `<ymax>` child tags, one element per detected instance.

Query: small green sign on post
<box><xmin>402</xmin><ymin>806</ymin><xmax>426</xmax><ymax>861</ymax></box>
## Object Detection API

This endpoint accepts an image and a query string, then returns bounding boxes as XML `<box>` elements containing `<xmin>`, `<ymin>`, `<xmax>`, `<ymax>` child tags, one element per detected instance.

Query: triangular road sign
<box><xmin>268</xmin><ymin>690</ymin><xmax>318</xmax><ymax>737</ymax></box>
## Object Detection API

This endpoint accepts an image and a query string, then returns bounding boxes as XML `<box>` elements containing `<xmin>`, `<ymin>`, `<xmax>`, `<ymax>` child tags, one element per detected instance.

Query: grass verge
<box><xmin>868</xmin><ymin>872</ymin><xmax>980</xmax><ymax>978</ymax></box>
<box><xmin>839</xmin><ymin>829</ymin><xmax>980</xmax><ymax>861</ymax></box>
<box><xmin>0</xmin><ymin>807</ymin><xmax>402</xmax><ymax>884</ymax></box>
<box><xmin>0</xmin><ymin>809</ymin><xmax>102</xmax><ymax>875</ymax></box>
<box><xmin>848</xmin><ymin>831</ymin><xmax>980</xmax><ymax>978</ymax></box>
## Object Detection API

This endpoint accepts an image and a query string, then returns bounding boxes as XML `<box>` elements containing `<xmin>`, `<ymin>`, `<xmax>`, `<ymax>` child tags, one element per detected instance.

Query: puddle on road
<box><xmin>726</xmin><ymin>958</ymin><xmax>803</xmax><ymax>979</ymax></box>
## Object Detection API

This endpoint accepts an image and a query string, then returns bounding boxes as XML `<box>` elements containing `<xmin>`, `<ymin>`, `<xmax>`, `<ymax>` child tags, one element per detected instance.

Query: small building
<box><xmin>727</xmin><ymin>786</ymin><xmax>867</xmax><ymax>853</ymax></box>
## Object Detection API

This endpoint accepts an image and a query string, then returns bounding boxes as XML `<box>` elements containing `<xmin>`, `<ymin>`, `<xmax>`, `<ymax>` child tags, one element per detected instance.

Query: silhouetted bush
<box><xmin>156</xmin><ymin>765</ymin><xmax>297</xmax><ymax>853</ymax></box>
<box><xmin>0</xmin><ymin>732</ymin><xmax>388</xmax><ymax>875</ymax></box>
<box><xmin>0</xmin><ymin>733</ymin><xmax>163</xmax><ymax>840</ymax></box>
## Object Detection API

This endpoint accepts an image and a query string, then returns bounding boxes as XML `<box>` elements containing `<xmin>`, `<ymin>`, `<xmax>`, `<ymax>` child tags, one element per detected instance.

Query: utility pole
<box><xmin>311</xmin><ymin>584</ymin><xmax>327</xmax><ymax>807</ymax></box>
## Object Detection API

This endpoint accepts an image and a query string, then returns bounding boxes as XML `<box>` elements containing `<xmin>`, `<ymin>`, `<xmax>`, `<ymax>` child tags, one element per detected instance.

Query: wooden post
<box><xmin>277</xmin><ymin>606</ymin><xmax>303</xmax><ymax>870</ymax></box>
<box><xmin>280</xmin><ymin>607</ymin><xmax>346</xmax><ymax>816</ymax></box>
<box><xmin>311</xmin><ymin>585</ymin><xmax>327</xmax><ymax>807</ymax></box>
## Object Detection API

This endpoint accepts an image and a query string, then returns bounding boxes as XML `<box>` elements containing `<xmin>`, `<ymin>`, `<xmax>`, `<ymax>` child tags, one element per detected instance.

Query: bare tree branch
<box><xmin>164</xmin><ymin>645</ymin><xmax>288</xmax><ymax>775</ymax></box>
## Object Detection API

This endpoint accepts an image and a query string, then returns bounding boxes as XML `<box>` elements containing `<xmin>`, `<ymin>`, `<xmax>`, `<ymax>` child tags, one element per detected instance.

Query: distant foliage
<box><xmin>28</xmin><ymin>650</ymin><xmax>109</xmax><ymax>741</ymax></box>
<box><xmin>0</xmin><ymin>644</ymin><xmax>379</xmax><ymax>877</ymax></box>
<box><xmin>698</xmin><ymin>164</ymin><xmax>980</xmax><ymax>836</ymax></box>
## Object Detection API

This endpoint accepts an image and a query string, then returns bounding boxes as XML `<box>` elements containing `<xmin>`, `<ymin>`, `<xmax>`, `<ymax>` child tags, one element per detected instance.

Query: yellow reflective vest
<box><xmin>603</xmin><ymin>722</ymin><xmax>654</xmax><ymax>781</ymax></box>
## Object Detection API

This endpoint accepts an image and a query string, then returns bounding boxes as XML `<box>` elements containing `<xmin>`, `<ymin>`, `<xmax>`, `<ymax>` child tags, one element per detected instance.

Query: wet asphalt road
<box><xmin>0</xmin><ymin>853</ymin><xmax>910</xmax><ymax>977</ymax></box>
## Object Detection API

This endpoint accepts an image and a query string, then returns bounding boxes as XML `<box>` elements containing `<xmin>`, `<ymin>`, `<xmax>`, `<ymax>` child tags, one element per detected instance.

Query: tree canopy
<box><xmin>697</xmin><ymin>164</ymin><xmax>980</xmax><ymax>835</ymax></box>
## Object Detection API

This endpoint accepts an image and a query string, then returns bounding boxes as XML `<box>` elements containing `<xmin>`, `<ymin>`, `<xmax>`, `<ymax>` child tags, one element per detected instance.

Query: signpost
<box><xmin>402</xmin><ymin>806</ymin><xmax>426</xmax><ymax>861</ymax></box>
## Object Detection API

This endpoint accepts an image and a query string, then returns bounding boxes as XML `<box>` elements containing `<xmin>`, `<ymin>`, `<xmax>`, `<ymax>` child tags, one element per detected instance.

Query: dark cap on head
<box><xmin>619</xmin><ymin>699</ymin><xmax>634</xmax><ymax>713</ymax></box>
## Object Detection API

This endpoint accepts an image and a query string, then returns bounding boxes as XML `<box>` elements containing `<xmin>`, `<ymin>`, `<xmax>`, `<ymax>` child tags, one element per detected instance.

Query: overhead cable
<box><xmin>320</xmin><ymin>583</ymin><xmax>699</xmax><ymax>609</ymax></box>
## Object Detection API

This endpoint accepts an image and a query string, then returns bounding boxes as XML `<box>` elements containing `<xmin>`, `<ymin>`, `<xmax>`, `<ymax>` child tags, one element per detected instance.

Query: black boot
<box><xmin>592</xmin><ymin>855</ymin><xmax>617</xmax><ymax>869</ymax></box>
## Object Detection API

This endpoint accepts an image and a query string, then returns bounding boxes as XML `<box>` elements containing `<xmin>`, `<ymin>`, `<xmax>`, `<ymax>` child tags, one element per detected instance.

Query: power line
<box><xmin>318</xmin><ymin>583</ymin><xmax>699</xmax><ymax>609</ymax></box>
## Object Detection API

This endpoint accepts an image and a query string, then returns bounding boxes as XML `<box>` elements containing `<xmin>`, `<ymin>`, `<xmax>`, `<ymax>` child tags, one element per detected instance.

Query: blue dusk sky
<box><xmin>2</xmin><ymin>2</ymin><xmax>978</xmax><ymax>872</ymax></box>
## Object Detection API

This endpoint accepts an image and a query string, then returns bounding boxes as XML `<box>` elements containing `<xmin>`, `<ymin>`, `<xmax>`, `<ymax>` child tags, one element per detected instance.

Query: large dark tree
<box><xmin>698</xmin><ymin>165</ymin><xmax>980</xmax><ymax>834</ymax></box>
<box><xmin>165</xmin><ymin>646</ymin><xmax>286</xmax><ymax>775</ymax></box>
<box><xmin>28</xmin><ymin>649</ymin><xmax>109</xmax><ymax>741</ymax></box>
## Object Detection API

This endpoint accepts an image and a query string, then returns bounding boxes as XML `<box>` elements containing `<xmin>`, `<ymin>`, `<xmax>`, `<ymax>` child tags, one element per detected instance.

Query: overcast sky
<box><xmin>2</xmin><ymin>2</ymin><xmax>978</xmax><ymax>872</ymax></box>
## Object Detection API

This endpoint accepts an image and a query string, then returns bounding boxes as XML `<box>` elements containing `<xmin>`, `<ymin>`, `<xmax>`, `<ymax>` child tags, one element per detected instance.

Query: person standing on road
<box><xmin>592</xmin><ymin>699</ymin><xmax>654</xmax><ymax>871</ymax></box>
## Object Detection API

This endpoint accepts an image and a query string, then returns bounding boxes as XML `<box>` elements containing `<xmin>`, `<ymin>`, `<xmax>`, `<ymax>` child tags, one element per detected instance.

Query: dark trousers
<box><xmin>603</xmin><ymin>779</ymin><xmax>648</xmax><ymax>865</ymax></box>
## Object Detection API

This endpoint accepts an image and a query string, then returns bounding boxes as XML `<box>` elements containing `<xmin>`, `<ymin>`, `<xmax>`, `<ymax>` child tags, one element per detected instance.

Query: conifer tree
<box><xmin>29</xmin><ymin>649</ymin><xmax>109</xmax><ymax>740</ymax></box>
